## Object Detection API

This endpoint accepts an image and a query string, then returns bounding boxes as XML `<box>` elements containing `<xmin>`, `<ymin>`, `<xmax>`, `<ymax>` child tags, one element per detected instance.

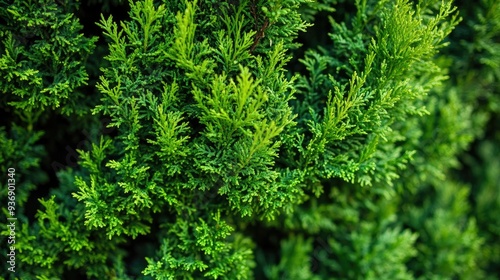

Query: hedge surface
<box><xmin>1</xmin><ymin>0</ymin><xmax>499</xmax><ymax>279</ymax></box>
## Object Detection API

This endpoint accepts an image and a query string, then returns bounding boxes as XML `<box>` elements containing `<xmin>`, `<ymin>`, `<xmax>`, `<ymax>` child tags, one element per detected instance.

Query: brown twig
<box><xmin>249</xmin><ymin>0</ymin><xmax>270</xmax><ymax>53</ymax></box>
<box><xmin>250</xmin><ymin>19</ymin><xmax>269</xmax><ymax>53</ymax></box>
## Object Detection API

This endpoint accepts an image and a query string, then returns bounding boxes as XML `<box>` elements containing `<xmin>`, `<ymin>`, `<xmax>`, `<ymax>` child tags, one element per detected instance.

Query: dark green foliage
<box><xmin>0</xmin><ymin>0</ymin><xmax>97</xmax><ymax>119</ymax></box>
<box><xmin>0</xmin><ymin>125</ymin><xmax>46</xmax><ymax>210</ymax></box>
<box><xmin>470</xmin><ymin>137</ymin><xmax>500</xmax><ymax>277</ymax></box>
<box><xmin>0</xmin><ymin>0</ymin><xmax>499</xmax><ymax>279</ymax></box>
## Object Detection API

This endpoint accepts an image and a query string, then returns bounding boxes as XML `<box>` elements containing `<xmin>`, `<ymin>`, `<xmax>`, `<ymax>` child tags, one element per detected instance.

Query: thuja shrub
<box><xmin>0</xmin><ymin>0</ymin><xmax>498</xmax><ymax>279</ymax></box>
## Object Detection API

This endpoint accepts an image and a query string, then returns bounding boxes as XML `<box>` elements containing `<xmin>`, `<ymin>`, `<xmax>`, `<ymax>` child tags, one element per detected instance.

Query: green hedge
<box><xmin>1</xmin><ymin>0</ymin><xmax>499</xmax><ymax>279</ymax></box>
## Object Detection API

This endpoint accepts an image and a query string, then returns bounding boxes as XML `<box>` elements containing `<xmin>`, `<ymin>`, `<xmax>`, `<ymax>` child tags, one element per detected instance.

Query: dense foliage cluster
<box><xmin>1</xmin><ymin>0</ymin><xmax>499</xmax><ymax>279</ymax></box>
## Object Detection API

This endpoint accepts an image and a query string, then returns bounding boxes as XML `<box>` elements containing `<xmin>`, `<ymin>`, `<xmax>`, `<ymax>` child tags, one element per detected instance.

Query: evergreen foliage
<box><xmin>0</xmin><ymin>0</ymin><xmax>499</xmax><ymax>279</ymax></box>
<box><xmin>0</xmin><ymin>0</ymin><xmax>96</xmax><ymax>119</ymax></box>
